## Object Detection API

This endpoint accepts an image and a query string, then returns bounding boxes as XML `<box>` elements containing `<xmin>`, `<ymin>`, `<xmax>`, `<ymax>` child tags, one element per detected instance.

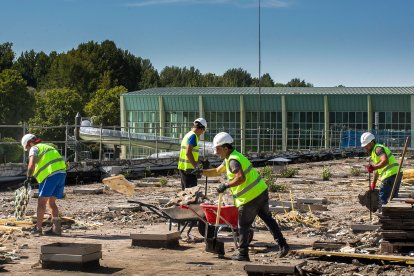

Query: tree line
<box><xmin>0</xmin><ymin>40</ymin><xmax>313</xmax><ymax>150</ymax></box>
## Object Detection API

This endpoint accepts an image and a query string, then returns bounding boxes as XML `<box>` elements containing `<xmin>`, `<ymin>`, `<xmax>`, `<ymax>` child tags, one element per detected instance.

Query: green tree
<box><xmin>29</xmin><ymin>88</ymin><xmax>83</xmax><ymax>141</ymax></box>
<box><xmin>202</xmin><ymin>73</ymin><xmax>222</xmax><ymax>87</ymax></box>
<box><xmin>13</xmin><ymin>50</ymin><xmax>54</xmax><ymax>88</ymax></box>
<box><xmin>139</xmin><ymin>59</ymin><xmax>159</xmax><ymax>89</ymax></box>
<box><xmin>0</xmin><ymin>137</ymin><xmax>22</xmax><ymax>163</ymax></box>
<box><xmin>0</xmin><ymin>69</ymin><xmax>34</xmax><ymax>127</ymax></box>
<box><xmin>252</xmin><ymin>73</ymin><xmax>274</xmax><ymax>87</ymax></box>
<box><xmin>0</xmin><ymin>42</ymin><xmax>14</xmax><ymax>72</ymax></box>
<box><xmin>286</xmin><ymin>78</ymin><xmax>313</xmax><ymax>87</ymax></box>
<box><xmin>222</xmin><ymin>68</ymin><xmax>252</xmax><ymax>87</ymax></box>
<box><xmin>159</xmin><ymin>66</ymin><xmax>183</xmax><ymax>87</ymax></box>
<box><xmin>84</xmin><ymin>86</ymin><xmax>127</xmax><ymax>126</ymax></box>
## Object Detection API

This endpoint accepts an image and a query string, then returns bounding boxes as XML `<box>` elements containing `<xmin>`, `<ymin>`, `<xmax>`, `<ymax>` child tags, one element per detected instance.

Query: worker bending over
<box><xmin>203</xmin><ymin>132</ymin><xmax>289</xmax><ymax>261</ymax></box>
<box><xmin>361</xmin><ymin>132</ymin><xmax>401</xmax><ymax>211</ymax></box>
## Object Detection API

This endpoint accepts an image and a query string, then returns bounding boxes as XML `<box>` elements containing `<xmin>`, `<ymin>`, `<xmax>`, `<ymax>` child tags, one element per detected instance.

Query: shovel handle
<box><xmin>215</xmin><ymin>193</ymin><xmax>223</xmax><ymax>226</ymax></box>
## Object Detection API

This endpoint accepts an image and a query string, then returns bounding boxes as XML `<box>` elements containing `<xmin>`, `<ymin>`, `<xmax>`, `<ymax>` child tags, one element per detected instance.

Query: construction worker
<box><xmin>203</xmin><ymin>132</ymin><xmax>289</xmax><ymax>261</ymax></box>
<box><xmin>177</xmin><ymin>118</ymin><xmax>207</xmax><ymax>191</ymax></box>
<box><xmin>21</xmin><ymin>134</ymin><xmax>66</xmax><ymax>236</ymax></box>
<box><xmin>361</xmin><ymin>132</ymin><xmax>401</xmax><ymax>210</ymax></box>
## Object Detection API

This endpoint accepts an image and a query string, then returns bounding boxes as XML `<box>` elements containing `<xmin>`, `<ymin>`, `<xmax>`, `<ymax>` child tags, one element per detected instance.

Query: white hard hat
<box><xmin>21</xmin><ymin>134</ymin><xmax>36</xmax><ymax>150</ymax></box>
<box><xmin>360</xmin><ymin>132</ymin><xmax>375</xmax><ymax>147</ymax></box>
<box><xmin>213</xmin><ymin>132</ymin><xmax>234</xmax><ymax>148</ymax></box>
<box><xmin>194</xmin><ymin>118</ymin><xmax>207</xmax><ymax>128</ymax></box>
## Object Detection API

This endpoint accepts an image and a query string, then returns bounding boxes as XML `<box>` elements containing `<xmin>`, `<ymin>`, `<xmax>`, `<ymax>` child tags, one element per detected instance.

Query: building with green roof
<box><xmin>120</xmin><ymin>87</ymin><xmax>414</xmax><ymax>157</ymax></box>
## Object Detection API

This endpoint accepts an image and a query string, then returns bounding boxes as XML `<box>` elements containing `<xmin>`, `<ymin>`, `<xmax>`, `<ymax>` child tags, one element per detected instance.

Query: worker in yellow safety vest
<box><xmin>21</xmin><ymin>134</ymin><xmax>66</xmax><ymax>236</ymax></box>
<box><xmin>177</xmin><ymin>118</ymin><xmax>207</xmax><ymax>190</ymax></box>
<box><xmin>361</xmin><ymin>132</ymin><xmax>401</xmax><ymax>211</ymax></box>
<box><xmin>203</xmin><ymin>132</ymin><xmax>289</xmax><ymax>261</ymax></box>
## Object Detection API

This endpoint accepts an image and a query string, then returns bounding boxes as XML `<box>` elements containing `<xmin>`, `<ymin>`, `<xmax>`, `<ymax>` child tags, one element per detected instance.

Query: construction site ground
<box><xmin>2</xmin><ymin>157</ymin><xmax>414</xmax><ymax>275</ymax></box>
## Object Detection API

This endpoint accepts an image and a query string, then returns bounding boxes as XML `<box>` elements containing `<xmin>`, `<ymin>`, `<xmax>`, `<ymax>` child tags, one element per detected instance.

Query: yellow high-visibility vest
<box><xmin>177</xmin><ymin>131</ymin><xmax>199</xmax><ymax>170</ymax></box>
<box><xmin>225</xmin><ymin>150</ymin><xmax>267</xmax><ymax>207</ymax></box>
<box><xmin>371</xmin><ymin>144</ymin><xmax>399</xmax><ymax>181</ymax></box>
<box><xmin>33</xmin><ymin>143</ymin><xmax>66</xmax><ymax>183</ymax></box>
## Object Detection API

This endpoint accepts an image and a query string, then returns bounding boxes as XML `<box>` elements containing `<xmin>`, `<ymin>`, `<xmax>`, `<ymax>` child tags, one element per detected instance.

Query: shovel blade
<box><xmin>205</xmin><ymin>238</ymin><xmax>225</xmax><ymax>255</ymax></box>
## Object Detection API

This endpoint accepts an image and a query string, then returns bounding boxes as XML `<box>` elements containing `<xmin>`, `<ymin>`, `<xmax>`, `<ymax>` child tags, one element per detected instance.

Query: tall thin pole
<box><xmin>257</xmin><ymin>0</ymin><xmax>262</xmax><ymax>153</ymax></box>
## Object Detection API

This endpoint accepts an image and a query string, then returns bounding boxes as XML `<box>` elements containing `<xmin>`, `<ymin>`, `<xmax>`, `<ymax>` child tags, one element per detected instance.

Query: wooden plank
<box><xmin>107</xmin><ymin>205</ymin><xmax>142</xmax><ymax>212</ymax></box>
<box><xmin>313</xmin><ymin>241</ymin><xmax>346</xmax><ymax>250</ymax></box>
<box><xmin>380</xmin><ymin>241</ymin><xmax>414</xmax><ymax>254</ymax></box>
<box><xmin>130</xmin><ymin>231</ymin><xmax>180</xmax><ymax>241</ymax></box>
<box><xmin>244</xmin><ymin>260</ymin><xmax>306</xmax><ymax>274</ymax></box>
<box><xmin>351</xmin><ymin>224</ymin><xmax>380</xmax><ymax>232</ymax></box>
<box><xmin>295</xmin><ymin>249</ymin><xmax>414</xmax><ymax>264</ymax></box>
<box><xmin>40</xmin><ymin>251</ymin><xmax>102</xmax><ymax>263</ymax></box>
<box><xmin>41</xmin><ymin>243</ymin><xmax>102</xmax><ymax>255</ymax></box>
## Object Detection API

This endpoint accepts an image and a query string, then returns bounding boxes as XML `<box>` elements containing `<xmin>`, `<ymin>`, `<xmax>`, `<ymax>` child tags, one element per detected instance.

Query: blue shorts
<box><xmin>38</xmin><ymin>172</ymin><xmax>66</xmax><ymax>199</ymax></box>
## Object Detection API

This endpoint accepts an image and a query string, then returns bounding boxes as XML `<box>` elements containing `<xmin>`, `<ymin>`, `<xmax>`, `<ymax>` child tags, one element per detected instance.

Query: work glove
<box><xmin>201</xmin><ymin>159</ymin><xmax>210</xmax><ymax>169</ymax></box>
<box><xmin>370</xmin><ymin>181</ymin><xmax>376</xmax><ymax>191</ymax></box>
<box><xmin>23</xmin><ymin>178</ymin><xmax>32</xmax><ymax>189</ymax></box>
<box><xmin>366</xmin><ymin>165</ymin><xmax>375</xmax><ymax>173</ymax></box>
<box><xmin>216</xmin><ymin>183</ymin><xmax>230</xmax><ymax>194</ymax></box>
<box><xmin>190</xmin><ymin>166</ymin><xmax>203</xmax><ymax>176</ymax></box>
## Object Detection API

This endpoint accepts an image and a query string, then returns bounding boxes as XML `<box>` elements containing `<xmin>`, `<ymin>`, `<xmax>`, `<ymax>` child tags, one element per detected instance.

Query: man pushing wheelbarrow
<box><xmin>202</xmin><ymin>132</ymin><xmax>290</xmax><ymax>262</ymax></box>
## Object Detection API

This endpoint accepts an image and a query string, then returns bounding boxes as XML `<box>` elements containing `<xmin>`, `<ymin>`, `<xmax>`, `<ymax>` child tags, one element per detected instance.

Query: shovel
<box><xmin>205</xmin><ymin>192</ymin><xmax>225</xmax><ymax>256</ymax></box>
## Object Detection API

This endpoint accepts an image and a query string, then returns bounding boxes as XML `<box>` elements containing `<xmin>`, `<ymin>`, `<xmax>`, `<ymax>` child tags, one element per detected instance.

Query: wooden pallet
<box><xmin>380</xmin><ymin>241</ymin><xmax>414</xmax><ymax>254</ymax></box>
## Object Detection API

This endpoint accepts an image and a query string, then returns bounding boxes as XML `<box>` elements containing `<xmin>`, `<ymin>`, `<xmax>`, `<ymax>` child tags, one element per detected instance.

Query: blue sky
<box><xmin>1</xmin><ymin>0</ymin><xmax>413</xmax><ymax>87</ymax></box>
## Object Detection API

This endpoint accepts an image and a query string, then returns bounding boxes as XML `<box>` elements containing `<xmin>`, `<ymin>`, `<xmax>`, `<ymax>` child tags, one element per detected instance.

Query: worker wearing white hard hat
<box><xmin>21</xmin><ymin>133</ymin><xmax>66</xmax><ymax>236</ymax></box>
<box><xmin>177</xmin><ymin>118</ymin><xmax>207</xmax><ymax>190</ymax></box>
<box><xmin>360</xmin><ymin>132</ymin><xmax>401</xmax><ymax>210</ymax></box>
<box><xmin>203</xmin><ymin>132</ymin><xmax>289</xmax><ymax>261</ymax></box>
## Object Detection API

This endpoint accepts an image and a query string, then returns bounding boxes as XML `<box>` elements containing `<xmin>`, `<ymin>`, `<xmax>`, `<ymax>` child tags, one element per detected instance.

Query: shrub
<box><xmin>259</xmin><ymin>166</ymin><xmax>276</xmax><ymax>184</ymax></box>
<box><xmin>268</xmin><ymin>182</ymin><xmax>288</xmax><ymax>193</ymax></box>
<box><xmin>280</xmin><ymin>167</ymin><xmax>298</xmax><ymax>178</ymax></box>
<box><xmin>322</xmin><ymin>167</ymin><xmax>332</xmax><ymax>181</ymax></box>
<box><xmin>0</xmin><ymin>137</ymin><xmax>22</xmax><ymax>163</ymax></box>
<box><xmin>159</xmin><ymin>177</ymin><xmax>168</xmax><ymax>187</ymax></box>
<box><xmin>350</xmin><ymin>167</ymin><xmax>361</xmax><ymax>176</ymax></box>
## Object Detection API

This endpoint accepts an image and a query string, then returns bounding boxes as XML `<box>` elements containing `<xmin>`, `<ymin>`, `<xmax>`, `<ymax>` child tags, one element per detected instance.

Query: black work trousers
<box><xmin>179</xmin><ymin>169</ymin><xmax>197</xmax><ymax>191</ymax></box>
<box><xmin>238</xmin><ymin>189</ymin><xmax>286</xmax><ymax>255</ymax></box>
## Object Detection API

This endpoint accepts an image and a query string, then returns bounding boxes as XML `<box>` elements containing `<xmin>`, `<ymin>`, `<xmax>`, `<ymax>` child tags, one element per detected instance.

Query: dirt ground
<box><xmin>2</xmin><ymin>157</ymin><xmax>414</xmax><ymax>275</ymax></box>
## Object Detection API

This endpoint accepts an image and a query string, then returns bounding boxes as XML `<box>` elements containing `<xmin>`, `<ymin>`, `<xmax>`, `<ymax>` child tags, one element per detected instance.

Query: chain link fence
<box><xmin>0</xmin><ymin>123</ymin><xmax>412</xmax><ymax>162</ymax></box>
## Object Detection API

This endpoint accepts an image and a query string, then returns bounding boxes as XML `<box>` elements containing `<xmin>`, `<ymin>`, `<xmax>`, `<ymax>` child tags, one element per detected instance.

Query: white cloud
<box><xmin>125</xmin><ymin>0</ymin><xmax>290</xmax><ymax>8</ymax></box>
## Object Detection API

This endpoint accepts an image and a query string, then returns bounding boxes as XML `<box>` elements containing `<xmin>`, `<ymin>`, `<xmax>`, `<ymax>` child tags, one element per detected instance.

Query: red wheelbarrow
<box><xmin>183</xmin><ymin>203</ymin><xmax>254</xmax><ymax>249</ymax></box>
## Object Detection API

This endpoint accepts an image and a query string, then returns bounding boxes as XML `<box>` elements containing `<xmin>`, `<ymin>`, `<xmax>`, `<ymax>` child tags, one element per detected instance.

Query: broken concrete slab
<box><xmin>40</xmin><ymin>242</ymin><xmax>102</xmax><ymax>268</ymax></box>
<box><xmin>130</xmin><ymin>231</ymin><xmax>180</xmax><ymax>248</ymax></box>
<box><xmin>73</xmin><ymin>187</ymin><xmax>104</xmax><ymax>195</ymax></box>
<box><xmin>102</xmin><ymin>175</ymin><xmax>135</xmax><ymax>197</ymax></box>
<box><xmin>297</xmin><ymin>198</ymin><xmax>328</xmax><ymax>205</ymax></box>
<box><xmin>41</xmin><ymin>251</ymin><xmax>102</xmax><ymax>263</ymax></box>
<box><xmin>268</xmin><ymin>200</ymin><xmax>292</xmax><ymax>207</ymax></box>
<box><xmin>41</xmin><ymin>243</ymin><xmax>102</xmax><ymax>255</ymax></box>
<box><xmin>244</xmin><ymin>260</ymin><xmax>306</xmax><ymax>275</ymax></box>
<box><xmin>351</xmin><ymin>224</ymin><xmax>380</xmax><ymax>232</ymax></box>
<box><xmin>295</xmin><ymin>204</ymin><xmax>328</xmax><ymax>212</ymax></box>
<box><xmin>130</xmin><ymin>231</ymin><xmax>180</xmax><ymax>241</ymax></box>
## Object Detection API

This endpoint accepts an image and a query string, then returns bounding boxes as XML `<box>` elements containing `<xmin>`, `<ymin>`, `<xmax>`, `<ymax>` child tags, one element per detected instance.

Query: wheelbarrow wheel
<box><xmin>197</xmin><ymin>221</ymin><xmax>215</xmax><ymax>238</ymax></box>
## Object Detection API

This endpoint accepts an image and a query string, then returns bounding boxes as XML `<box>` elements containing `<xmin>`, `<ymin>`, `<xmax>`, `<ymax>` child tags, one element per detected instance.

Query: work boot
<box><xmin>278</xmin><ymin>243</ymin><xmax>290</xmax><ymax>258</ymax></box>
<box><xmin>231</xmin><ymin>254</ymin><xmax>250</xmax><ymax>262</ymax></box>
<box><xmin>44</xmin><ymin>218</ymin><xmax>62</xmax><ymax>236</ymax></box>
<box><xmin>52</xmin><ymin>218</ymin><xmax>62</xmax><ymax>235</ymax></box>
<box><xmin>29</xmin><ymin>227</ymin><xmax>43</xmax><ymax>237</ymax></box>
